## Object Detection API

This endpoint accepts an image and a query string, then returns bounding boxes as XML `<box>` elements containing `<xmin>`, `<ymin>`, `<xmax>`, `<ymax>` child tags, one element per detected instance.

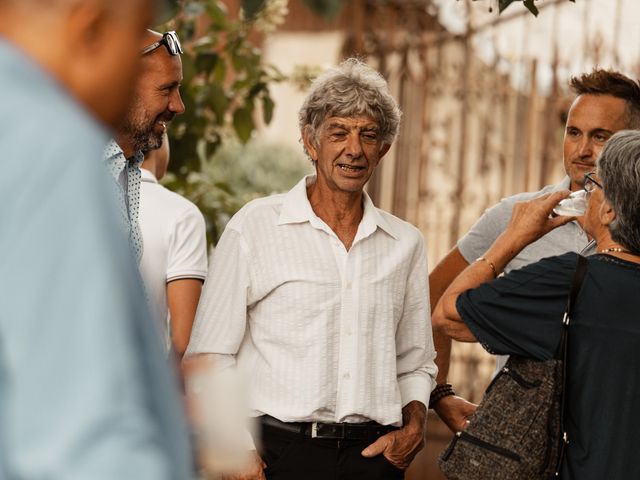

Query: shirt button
<box><xmin>343</xmin><ymin>373</ymin><xmax>351</xmax><ymax>380</ymax></box>
<box><xmin>346</xmin><ymin>282</ymin><xmax>352</xmax><ymax>289</ymax></box>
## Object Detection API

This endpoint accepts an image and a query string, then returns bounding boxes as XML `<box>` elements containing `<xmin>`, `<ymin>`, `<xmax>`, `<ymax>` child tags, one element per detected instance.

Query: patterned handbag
<box><xmin>438</xmin><ymin>255</ymin><xmax>587</xmax><ymax>480</ymax></box>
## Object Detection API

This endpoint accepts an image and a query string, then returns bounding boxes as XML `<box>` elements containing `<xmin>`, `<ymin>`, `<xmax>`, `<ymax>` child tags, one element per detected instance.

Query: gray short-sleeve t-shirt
<box><xmin>457</xmin><ymin>178</ymin><xmax>590</xmax><ymax>274</ymax></box>
<box><xmin>456</xmin><ymin>177</ymin><xmax>592</xmax><ymax>371</ymax></box>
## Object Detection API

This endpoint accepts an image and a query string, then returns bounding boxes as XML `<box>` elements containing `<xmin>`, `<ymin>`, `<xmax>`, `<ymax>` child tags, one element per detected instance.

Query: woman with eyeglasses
<box><xmin>432</xmin><ymin>129</ymin><xmax>640</xmax><ymax>479</ymax></box>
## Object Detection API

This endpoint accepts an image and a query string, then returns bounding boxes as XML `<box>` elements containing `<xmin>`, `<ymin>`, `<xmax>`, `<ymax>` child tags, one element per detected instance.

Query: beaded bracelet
<box><xmin>429</xmin><ymin>383</ymin><xmax>455</xmax><ymax>409</ymax></box>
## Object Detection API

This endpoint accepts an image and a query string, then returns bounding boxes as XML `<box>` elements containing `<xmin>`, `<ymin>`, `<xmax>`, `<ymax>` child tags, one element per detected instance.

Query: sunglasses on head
<box><xmin>141</xmin><ymin>31</ymin><xmax>183</xmax><ymax>56</ymax></box>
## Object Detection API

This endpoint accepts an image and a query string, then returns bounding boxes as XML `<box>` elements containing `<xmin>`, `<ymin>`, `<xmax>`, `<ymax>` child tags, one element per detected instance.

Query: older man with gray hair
<box><xmin>185</xmin><ymin>58</ymin><xmax>437</xmax><ymax>480</ymax></box>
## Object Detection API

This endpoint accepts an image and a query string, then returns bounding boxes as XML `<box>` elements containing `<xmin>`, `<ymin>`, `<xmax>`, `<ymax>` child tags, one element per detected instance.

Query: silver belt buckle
<box><xmin>311</xmin><ymin>422</ymin><xmax>319</xmax><ymax>438</ymax></box>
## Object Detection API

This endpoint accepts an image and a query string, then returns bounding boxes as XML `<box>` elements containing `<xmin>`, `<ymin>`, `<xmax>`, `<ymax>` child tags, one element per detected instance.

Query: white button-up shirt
<box><xmin>187</xmin><ymin>176</ymin><xmax>437</xmax><ymax>426</ymax></box>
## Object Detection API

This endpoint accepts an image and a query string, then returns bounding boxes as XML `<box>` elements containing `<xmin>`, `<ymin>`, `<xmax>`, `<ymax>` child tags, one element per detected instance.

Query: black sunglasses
<box><xmin>141</xmin><ymin>31</ymin><xmax>183</xmax><ymax>56</ymax></box>
<box><xmin>584</xmin><ymin>171</ymin><xmax>603</xmax><ymax>195</ymax></box>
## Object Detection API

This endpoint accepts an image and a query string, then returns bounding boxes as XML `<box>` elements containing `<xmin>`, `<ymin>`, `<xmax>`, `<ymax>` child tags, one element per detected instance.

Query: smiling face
<box><xmin>563</xmin><ymin>94</ymin><xmax>628</xmax><ymax>190</ymax></box>
<box><xmin>303</xmin><ymin>115</ymin><xmax>390</xmax><ymax>194</ymax></box>
<box><xmin>120</xmin><ymin>36</ymin><xmax>185</xmax><ymax>155</ymax></box>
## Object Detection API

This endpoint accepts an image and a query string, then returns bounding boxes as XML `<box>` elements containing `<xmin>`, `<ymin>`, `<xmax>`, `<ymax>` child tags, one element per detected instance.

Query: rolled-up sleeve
<box><xmin>396</xmin><ymin>236</ymin><xmax>438</xmax><ymax>408</ymax></box>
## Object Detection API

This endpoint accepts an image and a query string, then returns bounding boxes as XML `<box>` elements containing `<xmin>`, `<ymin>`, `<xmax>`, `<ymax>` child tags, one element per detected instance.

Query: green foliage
<box><xmin>301</xmin><ymin>0</ymin><xmax>344</xmax><ymax>19</ymax></box>
<box><xmin>166</xmin><ymin>0</ymin><xmax>284</xmax><ymax>179</ymax></box>
<box><xmin>159</xmin><ymin>0</ymin><xmax>289</xmax><ymax>244</ymax></box>
<box><xmin>162</xmin><ymin>139</ymin><xmax>312</xmax><ymax>243</ymax></box>
<box><xmin>242</xmin><ymin>0</ymin><xmax>268</xmax><ymax>19</ymax></box>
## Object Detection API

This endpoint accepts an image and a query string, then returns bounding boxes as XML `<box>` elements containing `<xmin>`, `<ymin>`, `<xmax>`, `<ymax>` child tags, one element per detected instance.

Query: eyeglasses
<box><xmin>584</xmin><ymin>171</ymin><xmax>603</xmax><ymax>196</ymax></box>
<box><xmin>141</xmin><ymin>31</ymin><xmax>183</xmax><ymax>56</ymax></box>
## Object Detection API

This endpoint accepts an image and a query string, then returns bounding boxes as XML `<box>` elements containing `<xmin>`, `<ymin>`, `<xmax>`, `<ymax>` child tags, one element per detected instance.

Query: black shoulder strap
<box><xmin>554</xmin><ymin>254</ymin><xmax>588</xmax><ymax>477</ymax></box>
<box><xmin>554</xmin><ymin>254</ymin><xmax>588</xmax><ymax>359</ymax></box>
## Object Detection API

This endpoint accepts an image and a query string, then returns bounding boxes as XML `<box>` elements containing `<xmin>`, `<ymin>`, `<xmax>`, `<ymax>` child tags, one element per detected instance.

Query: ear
<box><xmin>378</xmin><ymin>143</ymin><xmax>392</xmax><ymax>159</ymax></box>
<box><xmin>598</xmin><ymin>197</ymin><xmax>617</xmax><ymax>227</ymax></box>
<box><xmin>373</xmin><ymin>143</ymin><xmax>392</xmax><ymax>167</ymax></box>
<box><xmin>302</xmin><ymin>125</ymin><xmax>318</xmax><ymax>162</ymax></box>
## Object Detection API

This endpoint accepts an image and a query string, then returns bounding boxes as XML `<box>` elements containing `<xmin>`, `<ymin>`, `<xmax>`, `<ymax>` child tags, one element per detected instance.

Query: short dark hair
<box><xmin>598</xmin><ymin>130</ymin><xmax>640</xmax><ymax>254</ymax></box>
<box><xmin>570</xmin><ymin>69</ymin><xmax>640</xmax><ymax>129</ymax></box>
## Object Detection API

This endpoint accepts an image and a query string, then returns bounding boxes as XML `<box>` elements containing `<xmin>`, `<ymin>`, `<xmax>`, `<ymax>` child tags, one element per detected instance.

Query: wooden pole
<box><xmin>449</xmin><ymin>0</ymin><xmax>472</xmax><ymax>243</ymax></box>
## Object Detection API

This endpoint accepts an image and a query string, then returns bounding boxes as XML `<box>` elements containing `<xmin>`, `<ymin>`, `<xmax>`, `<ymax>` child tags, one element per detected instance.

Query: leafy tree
<box><xmin>164</xmin><ymin>0</ymin><xmax>286</xmax><ymax>178</ymax></box>
<box><xmin>163</xmin><ymin>139</ymin><xmax>311</xmax><ymax>242</ymax></box>
<box><xmin>158</xmin><ymin>0</ymin><xmax>289</xmax><ymax>243</ymax></box>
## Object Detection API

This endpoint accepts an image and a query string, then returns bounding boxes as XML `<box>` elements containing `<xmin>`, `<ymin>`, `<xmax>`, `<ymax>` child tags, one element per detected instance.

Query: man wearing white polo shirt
<box><xmin>139</xmin><ymin>134</ymin><xmax>208</xmax><ymax>357</ymax></box>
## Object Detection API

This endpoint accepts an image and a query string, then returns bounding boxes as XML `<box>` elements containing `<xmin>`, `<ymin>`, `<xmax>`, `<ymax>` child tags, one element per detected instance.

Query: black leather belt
<box><xmin>260</xmin><ymin>415</ymin><xmax>398</xmax><ymax>440</ymax></box>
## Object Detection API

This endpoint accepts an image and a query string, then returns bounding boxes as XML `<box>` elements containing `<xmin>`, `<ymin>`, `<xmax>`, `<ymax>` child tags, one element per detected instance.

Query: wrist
<box><xmin>493</xmin><ymin>230</ymin><xmax>529</xmax><ymax>258</ymax></box>
<box><xmin>428</xmin><ymin>383</ymin><xmax>455</xmax><ymax>409</ymax></box>
<box><xmin>401</xmin><ymin>400</ymin><xmax>426</xmax><ymax>429</ymax></box>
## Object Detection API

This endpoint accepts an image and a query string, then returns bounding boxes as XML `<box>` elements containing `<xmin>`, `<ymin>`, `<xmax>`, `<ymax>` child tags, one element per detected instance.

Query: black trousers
<box><xmin>259</xmin><ymin>422</ymin><xmax>405</xmax><ymax>480</ymax></box>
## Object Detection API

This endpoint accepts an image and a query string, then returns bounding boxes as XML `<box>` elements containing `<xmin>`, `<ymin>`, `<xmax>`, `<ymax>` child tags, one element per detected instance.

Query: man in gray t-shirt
<box><xmin>458</xmin><ymin>178</ymin><xmax>588</xmax><ymax>274</ymax></box>
<box><xmin>429</xmin><ymin>69</ymin><xmax>640</xmax><ymax>434</ymax></box>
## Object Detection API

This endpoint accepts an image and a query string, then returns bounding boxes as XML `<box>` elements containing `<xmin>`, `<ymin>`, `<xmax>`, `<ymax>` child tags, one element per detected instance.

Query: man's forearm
<box><xmin>428</xmin><ymin>247</ymin><xmax>470</xmax><ymax>383</ymax></box>
<box><xmin>402</xmin><ymin>400</ymin><xmax>427</xmax><ymax>431</ymax></box>
<box><xmin>433</xmin><ymin>329</ymin><xmax>453</xmax><ymax>384</ymax></box>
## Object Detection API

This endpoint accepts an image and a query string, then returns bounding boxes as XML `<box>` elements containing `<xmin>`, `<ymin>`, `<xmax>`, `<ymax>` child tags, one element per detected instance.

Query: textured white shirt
<box><xmin>187</xmin><ymin>176</ymin><xmax>437</xmax><ymax>426</ymax></box>
<box><xmin>138</xmin><ymin>168</ymin><xmax>208</xmax><ymax>349</ymax></box>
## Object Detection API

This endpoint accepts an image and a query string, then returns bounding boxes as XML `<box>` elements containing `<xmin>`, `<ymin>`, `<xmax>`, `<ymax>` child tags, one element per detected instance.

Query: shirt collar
<box><xmin>140</xmin><ymin>168</ymin><xmax>158</xmax><ymax>183</ymax></box>
<box><xmin>103</xmin><ymin>139</ymin><xmax>144</xmax><ymax>172</ymax></box>
<box><xmin>278</xmin><ymin>175</ymin><xmax>399</xmax><ymax>240</ymax></box>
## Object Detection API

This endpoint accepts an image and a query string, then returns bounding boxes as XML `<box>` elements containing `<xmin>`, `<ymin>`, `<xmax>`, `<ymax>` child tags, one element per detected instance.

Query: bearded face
<box><xmin>118</xmin><ymin>44</ymin><xmax>185</xmax><ymax>156</ymax></box>
<box><xmin>123</xmin><ymin>93</ymin><xmax>175</xmax><ymax>153</ymax></box>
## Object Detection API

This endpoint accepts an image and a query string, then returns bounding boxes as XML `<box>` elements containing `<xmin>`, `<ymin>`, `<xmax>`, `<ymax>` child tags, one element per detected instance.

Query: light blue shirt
<box><xmin>103</xmin><ymin>139</ymin><xmax>145</xmax><ymax>262</ymax></box>
<box><xmin>0</xmin><ymin>40</ymin><xmax>193</xmax><ymax>479</ymax></box>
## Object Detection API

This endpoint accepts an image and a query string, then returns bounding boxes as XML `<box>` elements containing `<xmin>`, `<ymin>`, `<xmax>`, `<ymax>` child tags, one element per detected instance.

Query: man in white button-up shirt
<box><xmin>185</xmin><ymin>58</ymin><xmax>437</xmax><ymax>480</ymax></box>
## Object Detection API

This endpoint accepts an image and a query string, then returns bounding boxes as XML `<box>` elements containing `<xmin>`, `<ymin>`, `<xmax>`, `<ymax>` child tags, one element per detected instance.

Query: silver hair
<box><xmin>597</xmin><ymin>129</ymin><xmax>640</xmax><ymax>253</ymax></box>
<box><xmin>298</xmin><ymin>58</ymin><xmax>401</xmax><ymax>160</ymax></box>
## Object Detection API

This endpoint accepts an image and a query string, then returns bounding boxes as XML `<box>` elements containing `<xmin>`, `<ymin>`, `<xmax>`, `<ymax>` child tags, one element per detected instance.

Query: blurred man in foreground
<box><xmin>0</xmin><ymin>1</ymin><xmax>193</xmax><ymax>478</ymax></box>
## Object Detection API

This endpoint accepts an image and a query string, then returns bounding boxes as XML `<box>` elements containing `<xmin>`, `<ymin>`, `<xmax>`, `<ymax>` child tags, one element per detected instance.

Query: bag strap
<box><xmin>554</xmin><ymin>254</ymin><xmax>588</xmax><ymax>476</ymax></box>
<box><xmin>554</xmin><ymin>254</ymin><xmax>588</xmax><ymax>360</ymax></box>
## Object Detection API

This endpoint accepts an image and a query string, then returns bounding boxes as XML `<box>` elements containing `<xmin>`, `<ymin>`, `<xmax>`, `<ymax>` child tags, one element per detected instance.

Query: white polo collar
<box><xmin>140</xmin><ymin>168</ymin><xmax>158</xmax><ymax>184</ymax></box>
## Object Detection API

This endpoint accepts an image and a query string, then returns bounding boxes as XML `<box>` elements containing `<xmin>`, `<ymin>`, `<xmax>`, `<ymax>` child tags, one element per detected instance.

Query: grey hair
<box><xmin>298</xmin><ymin>58</ymin><xmax>401</xmax><ymax>159</ymax></box>
<box><xmin>597</xmin><ymin>129</ymin><xmax>640</xmax><ymax>253</ymax></box>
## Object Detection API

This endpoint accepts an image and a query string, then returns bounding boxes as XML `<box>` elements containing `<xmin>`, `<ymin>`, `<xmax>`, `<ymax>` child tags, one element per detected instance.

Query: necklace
<box><xmin>599</xmin><ymin>247</ymin><xmax>631</xmax><ymax>254</ymax></box>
